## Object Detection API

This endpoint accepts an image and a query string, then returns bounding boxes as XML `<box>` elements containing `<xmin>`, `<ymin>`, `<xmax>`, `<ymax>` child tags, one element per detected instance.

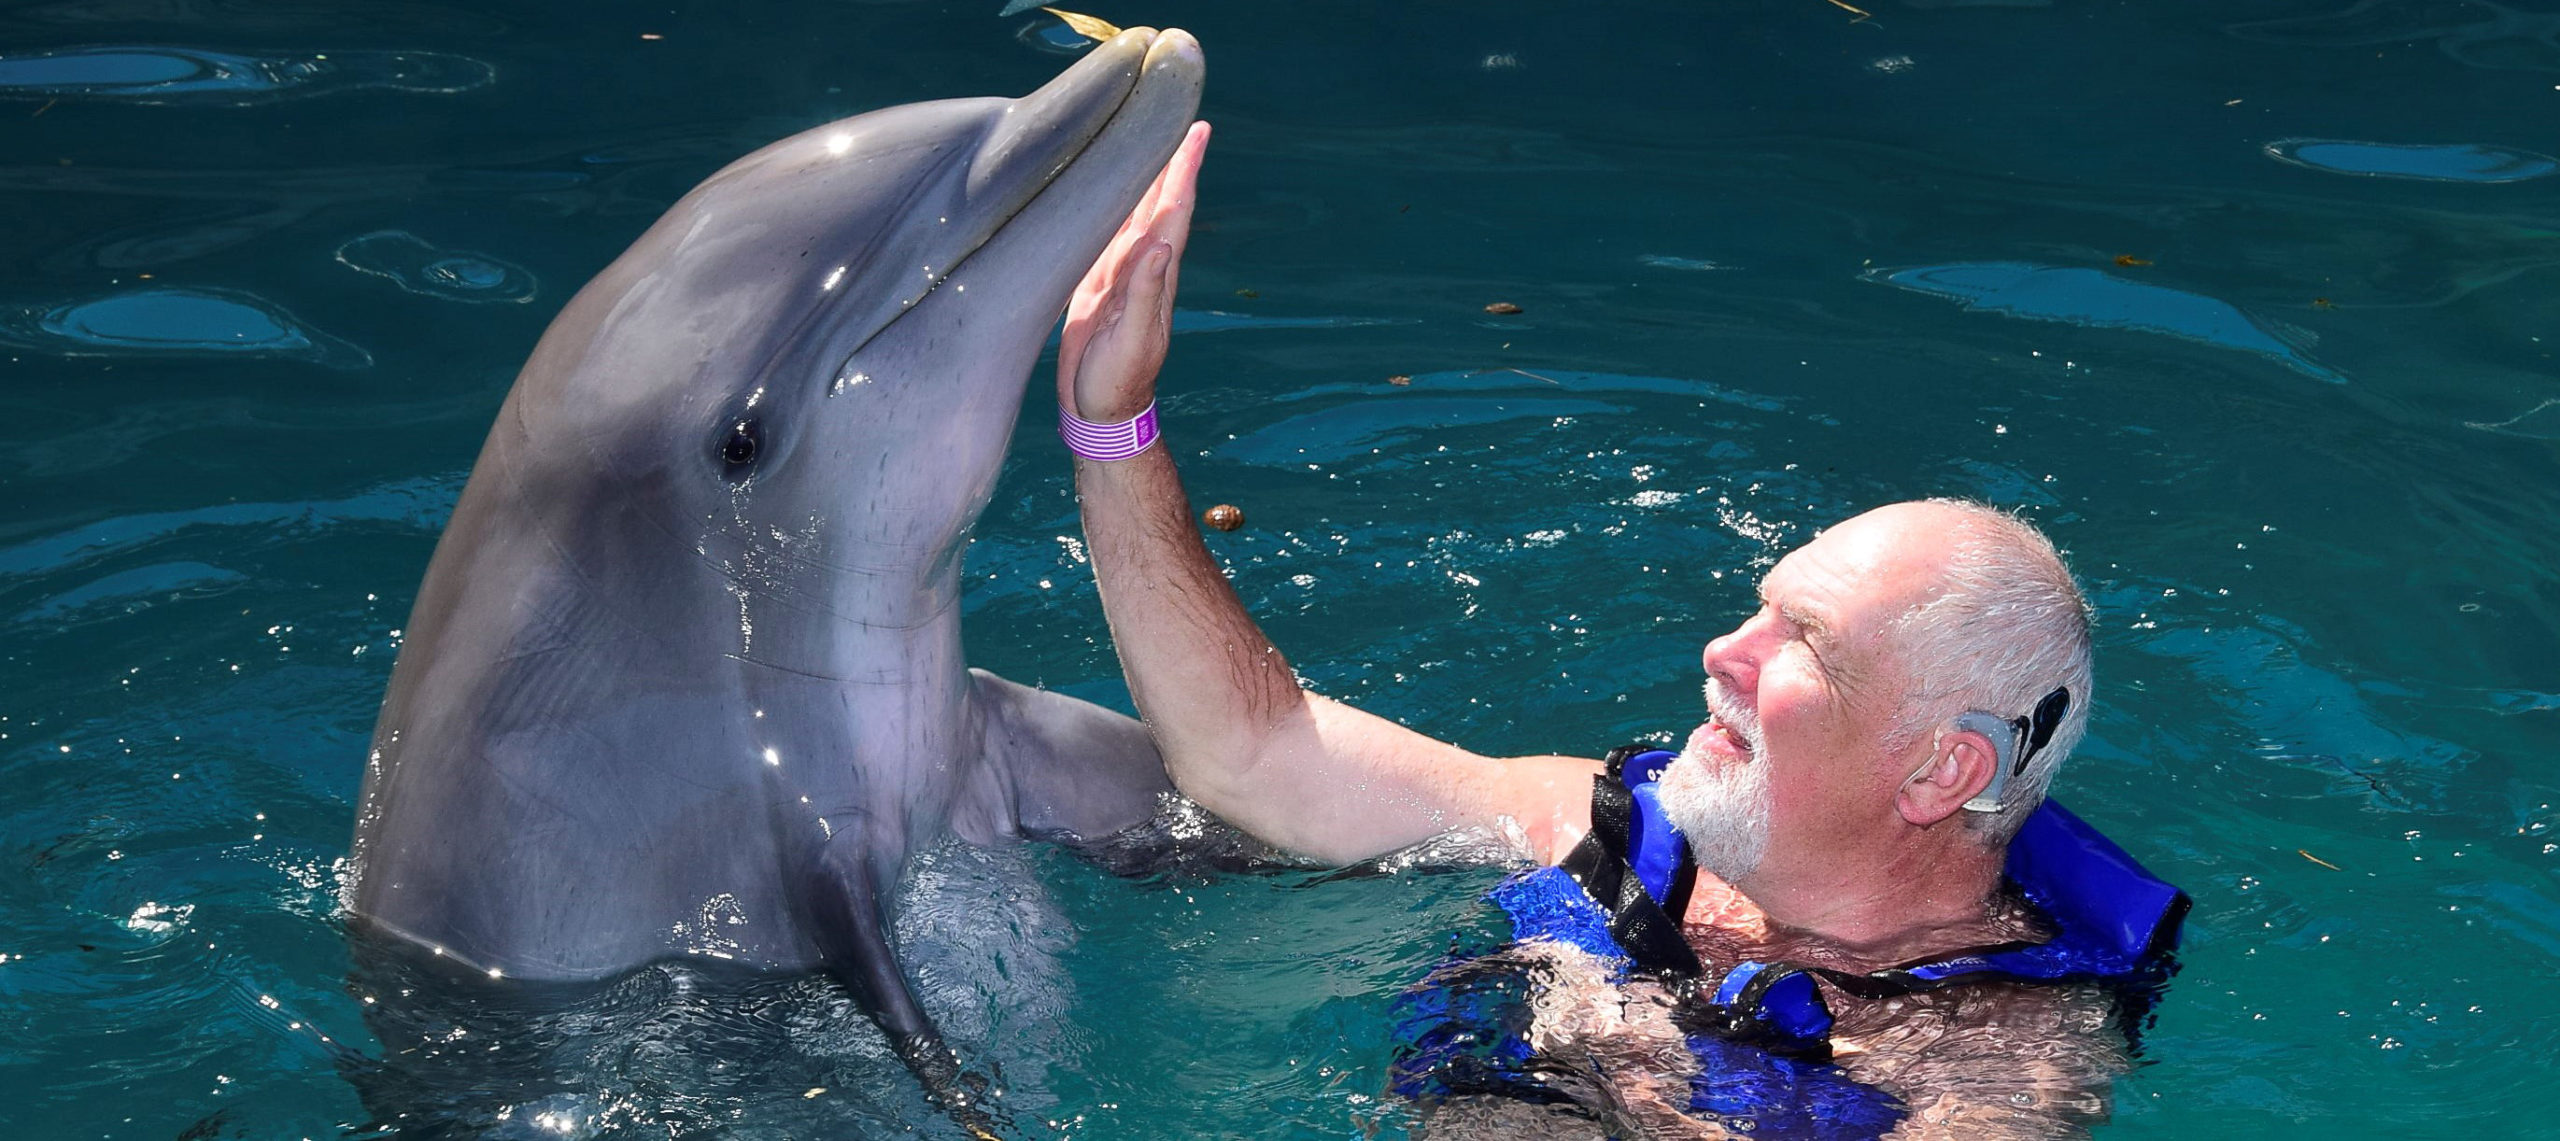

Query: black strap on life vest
<box><xmin>1556</xmin><ymin>745</ymin><xmax>1704</xmax><ymax>977</ymax></box>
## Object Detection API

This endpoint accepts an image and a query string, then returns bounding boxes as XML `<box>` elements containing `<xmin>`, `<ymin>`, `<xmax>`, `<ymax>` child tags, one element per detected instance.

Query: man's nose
<box><xmin>1704</xmin><ymin>622</ymin><xmax>1758</xmax><ymax>694</ymax></box>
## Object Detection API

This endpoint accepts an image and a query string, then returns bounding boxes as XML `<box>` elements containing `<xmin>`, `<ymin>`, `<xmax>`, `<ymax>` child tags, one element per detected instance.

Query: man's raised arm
<box><xmin>1056</xmin><ymin>123</ymin><xmax>1597</xmax><ymax>866</ymax></box>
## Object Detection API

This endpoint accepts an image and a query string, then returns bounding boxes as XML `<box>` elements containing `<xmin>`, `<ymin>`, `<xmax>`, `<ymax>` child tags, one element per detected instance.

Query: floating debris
<box><xmin>2114</xmin><ymin>254</ymin><xmax>2153</xmax><ymax>267</ymax></box>
<box><xmin>1483</xmin><ymin>301</ymin><xmax>1522</xmax><ymax>315</ymax></box>
<box><xmin>0</xmin><ymin>286</ymin><xmax>371</xmax><ymax>368</ymax></box>
<box><xmin>1233</xmin><ymin>287</ymin><xmax>1258</xmax><ymax>299</ymax></box>
<box><xmin>336</xmin><ymin>231</ymin><xmax>537</xmax><ymax>304</ymax></box>
<box><xmin>1820</xmin><ymin>0</ymin><xmax>1874</xmax><ymax>22</ymax></box>
<box><xmin>1202</xmin><ymin>504</ymin><xmax>1244</xmax><ymax>532</ymax></box>
<box><xmin>2299</xmin><ymin>849</ymin><xmax>2341</xmax><ymax>870</ymax></box>
<box><xmin>1041</xmin><ymin>7</ymin><xmax>1121</xmax><ymax>41</ymax></box>
<box><xmin>2311</xmin><ymin>297</ymin><xmax>2334</xmax><ymax>310</ymax></box>
<box><xmin>1386</xmin><ymin>374</ymin><xmax>1412</xmax><ymax>386</ymax></box>
<box><xmin>2263</xmin><ymin>138</ymin><xmax>2558</xmax><ymax>183</ymax></box>
<box><xmin>1863</xmin><ymin>261</ymin><xmax>2339</xmax><ymax>381</ymax></box>
<box><xmin>0</xmin><ymin>45</ymin><xmax>493</xmax><ymax>105</ymax></box>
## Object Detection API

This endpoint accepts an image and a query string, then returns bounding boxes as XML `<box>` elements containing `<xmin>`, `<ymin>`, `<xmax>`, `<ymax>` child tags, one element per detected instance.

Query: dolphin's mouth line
<box><xmin>825</xmin><ymin>60</ymin><xmax>1147</xmax><ymax>375</ymax></box>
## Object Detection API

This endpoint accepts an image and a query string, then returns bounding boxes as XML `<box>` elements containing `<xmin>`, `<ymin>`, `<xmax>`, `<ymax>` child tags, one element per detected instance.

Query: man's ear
<box><xmin>1897</xmin><ymin>727</ymin><xmax>1997</xmax><ymax>827</ymax></box>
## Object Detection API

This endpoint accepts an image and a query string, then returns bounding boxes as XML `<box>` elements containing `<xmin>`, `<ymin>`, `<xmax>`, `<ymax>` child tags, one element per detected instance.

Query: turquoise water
<box><xmin>6</xmin><ymin>0</ymin><xmax>2559</xmax><ymax>1136</ymax></box>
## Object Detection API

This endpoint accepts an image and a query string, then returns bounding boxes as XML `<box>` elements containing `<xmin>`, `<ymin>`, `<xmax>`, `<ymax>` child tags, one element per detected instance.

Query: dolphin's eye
<box><xmin>721</xmin><ymin>418</ymin><xmax>762</xmax><ymax>479</ymax></box>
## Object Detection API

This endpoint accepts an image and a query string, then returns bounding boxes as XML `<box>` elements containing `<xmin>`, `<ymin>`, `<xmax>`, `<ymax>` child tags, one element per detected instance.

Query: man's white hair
<box><xmin>1883</xmin><ymin>499</ymin><xmax>2094</xmax><ymax>845</ymax></box>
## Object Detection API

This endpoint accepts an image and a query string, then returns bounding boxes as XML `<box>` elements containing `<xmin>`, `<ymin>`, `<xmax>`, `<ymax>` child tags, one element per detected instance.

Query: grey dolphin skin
<box><xmin>347</xmin><ymin>28</ymin><xmax>1203</xmax><ymax>1121</ymax></box>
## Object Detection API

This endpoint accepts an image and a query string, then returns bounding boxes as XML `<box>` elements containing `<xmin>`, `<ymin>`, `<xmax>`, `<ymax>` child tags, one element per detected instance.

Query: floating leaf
<box><xmin>2114</xmin><ymin>254</ymin><xmax>2152</xmax><ymax>267</ymax></box>
<box><xmin>1042</xmin><ymin>7</ymin><xmax>1121</xmax><ymax>41</ymax></box>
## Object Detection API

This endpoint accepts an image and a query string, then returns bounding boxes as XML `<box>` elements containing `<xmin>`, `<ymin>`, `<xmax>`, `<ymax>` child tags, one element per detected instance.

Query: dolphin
<box><xmin>346</xmin><ymin>27</ymin><xmax>1203</xmax><ymax>1109</ymax></box>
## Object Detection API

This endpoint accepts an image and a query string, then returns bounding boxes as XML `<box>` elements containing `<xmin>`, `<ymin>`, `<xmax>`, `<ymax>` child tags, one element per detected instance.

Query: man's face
<box><xmin>1660</xmin><ymin>507</ymin><xmax>1956</xmax><ymax>895</ymax></box>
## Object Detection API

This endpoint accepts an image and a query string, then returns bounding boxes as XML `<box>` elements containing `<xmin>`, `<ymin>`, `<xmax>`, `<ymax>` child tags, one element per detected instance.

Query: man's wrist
<box><xmin>1072</xmin><ymin>386</ymin><xmax>1155</xmax><ymax>423</ymax></box>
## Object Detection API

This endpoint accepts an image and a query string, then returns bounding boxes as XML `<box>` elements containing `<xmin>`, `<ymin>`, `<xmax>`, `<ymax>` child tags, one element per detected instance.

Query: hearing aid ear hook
<box><xmin>1954</xmin><ymin>686</ymin><xmax>2072</xmax><ymax>813</ymax></box>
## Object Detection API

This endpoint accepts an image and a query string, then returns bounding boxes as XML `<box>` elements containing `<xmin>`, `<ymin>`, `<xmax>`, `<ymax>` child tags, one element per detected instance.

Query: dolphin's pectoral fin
<box><xmin>968</xmin><ymin>668</ymin><xmax>1175</xmax><ymax>842</ymax></box>
<box><xmin>806</xmin><ymin>838</ymin><xmax>1011</xmax><ymax>1138</ymax></box>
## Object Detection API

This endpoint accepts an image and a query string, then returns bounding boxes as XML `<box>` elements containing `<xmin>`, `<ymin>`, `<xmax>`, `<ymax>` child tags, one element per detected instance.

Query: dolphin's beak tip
<box><xmin>1152</xmin><ymin>28</ymin><xmax>1202</xmax><ymax>63</ymax></box>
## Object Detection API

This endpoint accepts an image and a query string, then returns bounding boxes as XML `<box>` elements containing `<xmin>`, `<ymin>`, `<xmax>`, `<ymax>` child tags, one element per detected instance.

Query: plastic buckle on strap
<box><xmin>1686</xmin><ymin>960</ymin><xmax>1835</xmax><ymax>1057</ymax></box>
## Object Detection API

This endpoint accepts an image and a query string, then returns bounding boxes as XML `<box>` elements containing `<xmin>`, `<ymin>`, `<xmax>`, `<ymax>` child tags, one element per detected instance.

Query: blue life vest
<box><xmin>1391</xmin><ymin>744</ymin><xmax>2190</xmax><ymax>1138</ymax></box>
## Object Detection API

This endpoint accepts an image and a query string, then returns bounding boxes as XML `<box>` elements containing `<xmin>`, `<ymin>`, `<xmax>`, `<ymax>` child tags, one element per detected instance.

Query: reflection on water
<box><xmin>0</xmin><ymin>44</ymin><xmax>493</xmax><ymax>103</ymax></box>
<box><xmin>0</xmin><ymin>286</ymin><xmax>371</xmax><ymax>368</ymax></box>
<box><xmin>1862</xmin><ymin>262</ymin><xmax>2340</xmax><ymax>382</ymax></box>
<box><xmin>335</xmin><ymin>231</ymin><xmax>537</xmax><ymax>304</ymax></box>
<box><xmin>2263</xmin><ymin>138</ymin><xmax>2558</xmax><ymax>183</ymax></box>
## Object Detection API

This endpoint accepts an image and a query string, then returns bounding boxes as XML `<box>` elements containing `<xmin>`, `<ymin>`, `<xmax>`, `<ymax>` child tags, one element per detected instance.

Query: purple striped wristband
<box><xmin>1060</xmin><ymin>401</ymin><xmax>1161</xmax><ymax>462</ymax></box>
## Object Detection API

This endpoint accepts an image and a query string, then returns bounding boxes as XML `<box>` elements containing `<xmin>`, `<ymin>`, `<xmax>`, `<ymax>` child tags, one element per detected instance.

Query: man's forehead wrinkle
<box><xmin>1764</xmin><ymin>539</ymin><xmax>1870</xmax><ymax>627</ymax></box>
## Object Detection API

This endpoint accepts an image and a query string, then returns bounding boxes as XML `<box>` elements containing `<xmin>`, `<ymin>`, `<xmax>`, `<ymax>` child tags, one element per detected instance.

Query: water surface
<box><xmin>5</xmin><ymin>1</ymin><xmax>2557</xmax><ymax>1138</ymax></box>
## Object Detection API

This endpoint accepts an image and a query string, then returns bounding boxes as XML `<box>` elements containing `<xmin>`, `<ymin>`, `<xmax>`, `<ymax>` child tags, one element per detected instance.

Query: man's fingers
<box><xmin>1063</xmin><ymin>122</ymin><xmax>1209</xmax><ymax>399</ymax></box>
<box><xmin>1151</xmin><ymin>122</ymin><xmax>1208</xmax><ymax>259</ymax></box>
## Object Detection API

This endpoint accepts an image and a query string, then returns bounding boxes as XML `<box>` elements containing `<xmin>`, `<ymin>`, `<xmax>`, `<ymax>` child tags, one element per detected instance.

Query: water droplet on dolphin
<box><xmin>336</xmin><ymin>231</ymin><xmax>536</xmax><ymax>304</ymax></box>
<box><xmin>0</xmin><ymin>286</ymin><xmax>370</xmax><ymax>368</ymax></box>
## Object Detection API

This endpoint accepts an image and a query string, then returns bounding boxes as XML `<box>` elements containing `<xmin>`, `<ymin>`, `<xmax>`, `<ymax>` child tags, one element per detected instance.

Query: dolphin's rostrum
<box><xmin>347</xmin><ymin>28</ymin><xmax>1205</xmax><ymax>1121</ymax></box>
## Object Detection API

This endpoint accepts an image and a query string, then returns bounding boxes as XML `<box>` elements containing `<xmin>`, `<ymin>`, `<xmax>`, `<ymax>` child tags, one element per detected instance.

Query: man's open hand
<box><xmin>1058</xmin><ymin>120</ymin><xmax>1210</xmax><ymax>426</ymax></box>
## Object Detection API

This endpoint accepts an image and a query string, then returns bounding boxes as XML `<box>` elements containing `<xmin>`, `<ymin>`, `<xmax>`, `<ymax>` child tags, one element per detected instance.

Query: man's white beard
<box><xmin>1656</xmin><ymin>679</ymin><xmax>1774</xmax><ymax>883</ymax></box>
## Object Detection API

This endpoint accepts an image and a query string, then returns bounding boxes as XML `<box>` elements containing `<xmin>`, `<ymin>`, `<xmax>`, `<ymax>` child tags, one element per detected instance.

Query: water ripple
<box><xmin>0</xmin><ymin>286</ymin><xmax>371</xmax><ymax>368</ymax></box>
<box><xmin>1863</xmin><ymin>262</ymin><xmax>2341</xmax><ymax>382</ymax></box>
<box><xmin>0</xmin><ymin>44</ymin><xmax>494</xmax><ymax>104</ymax></box>
<box><xmin>335</xmin><ymin>230</ymin><xmax>537</xmax><ymax>304</ymax></box>
<box><xmin>0</xmin><ymin>473</ymin><xmax>459</xmax><ymax>580</ymax></box>
<box><xmin>2229</xmin><ymin>0</ymin><xmax>2560</xmax><ymax>72</ymax></box>
<box><xmin>2264</xmin><ymin>138</ymin><xmax>2559</xmax><ymax>183</ymax></box>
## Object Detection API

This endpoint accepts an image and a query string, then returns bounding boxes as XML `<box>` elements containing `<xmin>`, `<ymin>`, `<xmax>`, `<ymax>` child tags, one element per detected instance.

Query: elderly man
<box><xmin>1056</xmin><ymin>125</ymin><xmax>2184</xmax><ymax>1138</ymax></box>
